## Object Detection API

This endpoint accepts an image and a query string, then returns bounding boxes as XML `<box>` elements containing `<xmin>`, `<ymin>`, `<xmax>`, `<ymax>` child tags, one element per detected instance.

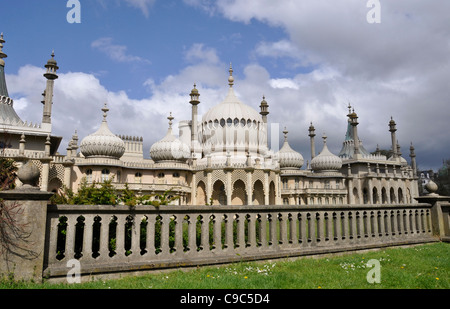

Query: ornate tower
<box><xmin>42</xmin><ymin>51</ymin><xmax>59</xmax><ymax>129</ymax></box>
<box><xmin>189</xmin><ymin>83</ymin><xmax>201</xmax><ymax>159</ymax></box>
<box><xmin>308</xmin><ymin>122</ymin><xmax>316</xmax><ymax>160</ymax></box>
<box><xmin>259</xmin><ymin>95</ymin><xmax>269</xmax><ymax>149</ymax></box>
<box><xmin>388</xmin><ymin>117</ymin><xmax>398</xmax><ymax>159</ymax></box>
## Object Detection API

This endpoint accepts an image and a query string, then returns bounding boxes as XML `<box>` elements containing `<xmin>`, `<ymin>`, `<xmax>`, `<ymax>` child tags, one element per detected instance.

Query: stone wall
<box><xmin>42</xmin><ymin>203</ymin><xmax>437</xmax><ymax>282</ymax></box>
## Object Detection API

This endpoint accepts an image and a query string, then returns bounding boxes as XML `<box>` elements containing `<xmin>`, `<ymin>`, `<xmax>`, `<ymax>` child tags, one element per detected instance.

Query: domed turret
<box><xmin>80</xmin><ymin>103</ymin><xmax>125</xmax><ymax>159</ymax></box>
<box><xmin>200</xmin><ymin>64</ymin><xmax>267</xmax><ymax>160</ymax></box>
<box><xmin>277</xmin><ymin>128</ymin><xmax>304</xmax><ymax>169</ymax></box>
<box><xmin>311</xmin><ymin>134</ymin><xmax>342</xmax><ymax>172</ymax></box>
<box><xmin>150</xmin><ymin>113</ymin><xmax>190</xmax><ymax>162</ymax></box>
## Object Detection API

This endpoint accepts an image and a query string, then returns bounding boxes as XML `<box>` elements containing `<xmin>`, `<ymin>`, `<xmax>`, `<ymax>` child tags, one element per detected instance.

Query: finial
<box><xmin>283</xmin><ymin>127</ymin><xmax>288</xmax><ymax>141</ymax></box>
<box><xmin>322</xmin><ymin>133</ymin><xmax>327</xmax><ymax>144</ymax></box>
<box><xmin>102</xmin><ymin>103</ymin><xmax>109</xmax><ymax>121</ymax></box>
<box><xmin>228</xmin><ymin>62</ymin><xmax>234</xmax><ymax>87</ymax></box>
<box><xmin>168</xmin><ymin>112</ymin><xmax>174</xmax><ymax>128</ymax></box>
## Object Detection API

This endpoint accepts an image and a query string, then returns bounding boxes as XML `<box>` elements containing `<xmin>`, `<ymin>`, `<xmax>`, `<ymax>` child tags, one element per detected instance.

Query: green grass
<box><xmin>1</xmin><ymin>242</ymin><xmax>448</xmax><ymax>289</ymax></box>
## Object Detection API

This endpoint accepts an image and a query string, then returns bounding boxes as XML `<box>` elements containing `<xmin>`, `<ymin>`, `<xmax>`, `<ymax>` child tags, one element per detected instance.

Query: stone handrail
<box><xmin>43</xmin><ymin>203</ymin><xmax>436</xmax><ymax>280</ymax></box>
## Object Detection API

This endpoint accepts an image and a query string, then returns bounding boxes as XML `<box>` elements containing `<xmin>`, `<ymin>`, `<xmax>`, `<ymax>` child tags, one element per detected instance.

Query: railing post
<box><xmin>0</xmin><ymin>189</ymin><xmax>53</xmax><ymax>282</ymax></box>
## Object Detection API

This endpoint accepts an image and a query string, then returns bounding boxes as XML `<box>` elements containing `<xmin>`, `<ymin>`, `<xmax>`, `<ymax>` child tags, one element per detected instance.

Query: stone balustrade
<box><xmin>43</xmin><ymin>203</ymin><xmax>436</xmax><ymax>281</ymax></box>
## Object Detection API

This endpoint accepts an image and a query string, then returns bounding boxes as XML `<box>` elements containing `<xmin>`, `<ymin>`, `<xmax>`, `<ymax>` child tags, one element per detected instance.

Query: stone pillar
<box><xmin>0</xmin><ymin>183</ymin><xmax>53</xmax><ymax>282</ymax></box>
<box><xmin>415</xmin><ymin>181</ymin><xmax>450</xmax><ymax>239</ymax></box>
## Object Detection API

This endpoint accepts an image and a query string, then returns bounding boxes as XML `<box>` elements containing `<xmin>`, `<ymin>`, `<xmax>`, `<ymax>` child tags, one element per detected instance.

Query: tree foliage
<box><xmin>50</xmin><ymin>178</ymin><xmax>179</xmax><ymax>207</ymax></box>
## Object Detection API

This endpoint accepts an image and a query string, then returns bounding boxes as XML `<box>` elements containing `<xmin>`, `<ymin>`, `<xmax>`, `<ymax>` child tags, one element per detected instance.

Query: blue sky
<box><xmin>1</xmin><ymin>0</ymin><xmax>450</xmax><ymax>171</ymax></box>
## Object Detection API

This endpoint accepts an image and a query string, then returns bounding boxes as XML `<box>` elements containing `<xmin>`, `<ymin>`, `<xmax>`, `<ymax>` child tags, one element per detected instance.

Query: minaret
<box><xmin>410</xmin><ymin>142</ymin><xmax>417</xmax><ymax>177</ymax></box>
<box><xmin>42</xmin><ymin>51</ymin><xmax>59</xmax><ymax>128</ymax></box>
<box><xmin>388</xmin><ymin>117</ymin><xmax>397</xmax><ymax>159</ymax></box>
<box><xmin>189</xmin><ymin>83</ymin><xmax>201</xmax><ymax>158</ymax></box>
<box><xmin>308</xmin><ymin>122</ymin><xmax>316</xmax><ymax>160</ymax></box>
<box><xmin>349</xmin><ymin>108</ymin><xmax>361</xmax><ymax>158</ymax></box>
<box><xmin>0</xmin><ymin>32</ymin><xmax>8</xmax><ymax>97</ymax></box>
<box><xmin>259</xmin><ymin>95</ymin><xmax>269</xmax><ymax>150</ymax></box>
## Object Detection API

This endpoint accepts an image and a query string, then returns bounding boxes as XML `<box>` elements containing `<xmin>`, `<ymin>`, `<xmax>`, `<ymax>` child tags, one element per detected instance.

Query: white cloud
<box><xmin>91</xmin><ymin>37</ymin><xmax>151</xmax><ymax>64</ymax></box>
<box><xmin>184</xmin><ymin>43</ymin><xmax>220</xmax><ymax>64</ymax></box>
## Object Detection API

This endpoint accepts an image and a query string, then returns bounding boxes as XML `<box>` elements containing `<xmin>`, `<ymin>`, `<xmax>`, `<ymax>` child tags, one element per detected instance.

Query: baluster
<box><xmin>355</xmin><ymin>211</ymin><xmax>361</xmax><ymax>240</ymax></box>
<box><xmin>236</xmin><ymin>214</ymin><xmax>245</xmax><ymax>250</ymax></box>
<box><xmin>173</xmin><ymin>215</ymin><xmax>183</xmax><ymax>255</ymax></box>
<box><xmin>82</xmin><ymin>215</ymin><xmax>94</xmax><ymax>261</ymax></box>
<box><xmin>341</xmin><ymin>212</ymin><xmax>348</xmax><ymax>242</ymax></box>
<box><xmin>403</xmin><ymin>210</ymin><xmax>410</xmax><ymax>236</ymax></box>
<box><xmin>316</xmin><ymin>212</ymin><xmax>323</xmax><ymax>244</ymax></box>
<box><xmin>278</xmin><ymin>213</ymin><xmax>287</xmax><ymax>246</ymax></box>
<box><xmin>306</xmin><ymin>213</ymin><xmax>312</xmax><ymax>244</ymax></box>
<box><xmin>332</xmin><ymin>212</ymin><xmax>339</xmax><ymax>242</ymax></box>
<box><xmin>396</xmin><ymin>210</ymin><xmax>404</xmax><ymax>236</ymax></box>
<box><xmin>160</xmin><ymin>214</ymin><xmax>170</xmax><ymax>256</ymax></box>
<box><xmin>186</xmin><ymin>214</ymin><xmax>196</xmax><ymax>253</ymax></box>
<box><xmin>391</xmin><ymin>210</ymin><xmax>398</xmax><ymax>237</ymax></box>
<box><xmin>146</xmin><ymin>215</ymin><xmax>156</xmax><ymax>255</ymax></box>
<box><xmin>224</xmin><ymin>214</ymin><xmax>234</xmax><ymax>251</ymax></box>
<box><xmin>371</xmin><ymin>211</ymin><xmax>378</xmax><ymax>238</ymax></box>
<box><xmin>378</xmin><ymin>211</ymin><xmax>384</xmax><ymax>237</ymax></box>
<box><xmin>65</xmin><ymin>216</ymin><xmax>77</xmax><ymax>260</ymax></box>
<box><xmin>299</xmin><ymin>213</ymin><xmax>307</xmax><ymax>246</ymax></box>
<box><xmin>213</xmin><ymin>214</ymin><xmax>223</xmax><ymax>251</ymax></box>
<box><xmin>410</xmin><ymin>210</ymin><xmax>416</xmax><ymax>236</ymax></box>
<box><xmin>324</xmin><ymin>212</ymin><xmax>331</xmax><ymax>242</ymax></box>
<box><xmin>247</xmin><ymin>214</ymin><xmax>256</xmax><ymax>248</ymax></box>
<box><xmin>99</xmin><ymin>216</ymin><xmax>110</xmax><ymax>260</ymax></box>
<box><xmin>259</xmin><ymin>213</ymin><xmax>268</xmax><ymax>248</ymax></box>
<box><xmin>268</xmin><ymin>214</ymin><xmax>276</xmax><ymax>246</ymax></box>
<box><xmin>416</xmin><ymin>210</ymin><xmax>422</xmax><ymax>234</ymax></box>
<box><xmin>115</xmin><ymin>215</ymin><xmax>126</xmax><ymax>257</ymax></box>
<box><xmin>289</xmin><ymin>213</ymin><xmax>296</xmax><ymax>245</ymax></box>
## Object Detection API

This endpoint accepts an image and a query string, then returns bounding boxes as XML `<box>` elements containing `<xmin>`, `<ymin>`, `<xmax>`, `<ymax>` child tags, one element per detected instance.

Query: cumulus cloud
<box><xmin>179</xmin><ymin>0</ymin><xmax>450</xmax><ymax>170</ymax></box>
<box><xmin>6</xmin><ymin>1</ymin><xmax>450</xmax><ymax>170</ymax></box>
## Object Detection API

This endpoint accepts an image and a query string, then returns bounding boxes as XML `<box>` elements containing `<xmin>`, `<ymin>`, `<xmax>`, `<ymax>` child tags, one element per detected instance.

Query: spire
<box><xmin>0</xmin><ymin>32</ymin><xmax>9</xmax><ymax>97</ymax></box>
<box><xmin>309</xmin><ymin>122</ymin><xmax>316</xmax><ymax>160</ymax></box>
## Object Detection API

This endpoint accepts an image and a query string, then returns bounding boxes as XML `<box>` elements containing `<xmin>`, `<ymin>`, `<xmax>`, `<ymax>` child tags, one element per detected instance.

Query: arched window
<box><xmin>157</xmin><ymin>172</ymin><xmax>165</xmax><ymax>178</ymax></box>
<box><xmin>173</xmin><ymin>172</ymin><xmax>180</xmax><ymax>178</ymax></box>
<box><xmin>135</xmin><ymin>172</ymin><xmax>142</xmax><ymax>183</ymax></box>
<box><xmin>86</xmin><ymin>169</ymin><xmax>93</xmax><ymax>183</ymax></box>
<box><xmin>101</xmin><ymin>169</ymin><xmax>110</xmax><ymax>182</ymax></box>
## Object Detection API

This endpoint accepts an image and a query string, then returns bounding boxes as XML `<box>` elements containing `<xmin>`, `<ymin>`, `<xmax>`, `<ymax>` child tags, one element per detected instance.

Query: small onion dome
<box><xmin>80</xmin><ymin>104</ymin><xmax>125</xmax><ymax>159</ymax></box>
<box><xmin>150</xmin><ymin>113</ymin><xmax>190</xmax><ymax>162</ymax></box>
<box><xmin>277</xmin><ymin>128</ymin><xmax>304</xmax><ymax>169</ymax></box>
<box><xmin>311</xmin><ymin>134</ymin><xmax>342</xmax><ymax>172</ymax></box>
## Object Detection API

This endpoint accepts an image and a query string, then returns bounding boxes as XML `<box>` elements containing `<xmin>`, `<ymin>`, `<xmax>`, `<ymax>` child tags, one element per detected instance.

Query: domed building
<box><xmin>0</xmin><ymin>35</ymin><xmax>421</xmax><ymax>207</ymax></box>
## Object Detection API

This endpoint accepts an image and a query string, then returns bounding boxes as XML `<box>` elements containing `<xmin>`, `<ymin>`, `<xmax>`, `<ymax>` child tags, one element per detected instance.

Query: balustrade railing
<box><xmin>43</xmin><ymin>204</ymin><xmax>436</xmax><ymax>279</ymax></box>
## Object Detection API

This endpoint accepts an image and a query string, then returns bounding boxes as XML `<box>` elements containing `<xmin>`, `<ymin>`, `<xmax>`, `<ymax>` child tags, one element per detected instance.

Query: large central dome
<box><xmin>199</xmin><ymin>65</ymin><xmax>267</xmax><ymax>163</ymax></box>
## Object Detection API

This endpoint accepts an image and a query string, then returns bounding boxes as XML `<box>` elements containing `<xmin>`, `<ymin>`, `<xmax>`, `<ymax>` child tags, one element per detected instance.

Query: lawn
<box><xmin>1</xmin><ymin>242</ymin><xmax>448</xmax><ymax>289</ymax></box>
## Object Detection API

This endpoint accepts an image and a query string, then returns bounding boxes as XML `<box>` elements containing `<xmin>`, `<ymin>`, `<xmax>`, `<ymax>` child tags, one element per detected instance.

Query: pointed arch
<box><xmin>269</xmin><ymin>181</ymin><xmax>276</xmax><ymax>205</ymax></box>
<box><xmin>212</xmin><ymin>180</ymin><xmax>227</xmax><ymax>205</ymax></box>
<box><xmin>253</xmin><ymin>180</ymin><xmax>264</xmax><ymax>205</ymax></box>
<box><xmin>196</xmin><ymin>181</ymin><xmax>207</xmax><ymax>205</ymax></box>
<box><xmin>232</xmin><ymin>179</ymin><xmax>246</xmax><ymax>205</ymax></box>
